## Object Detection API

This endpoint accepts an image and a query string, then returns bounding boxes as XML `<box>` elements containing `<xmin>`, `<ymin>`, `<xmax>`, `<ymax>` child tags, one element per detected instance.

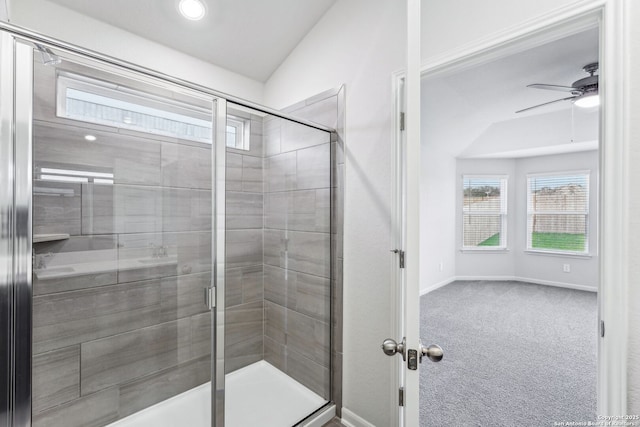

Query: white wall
<box><xmin>263</xmin><ymin>1</ymin><xmax>405</xmax><ymax>425</ymax></box>
<box><xmin>7</xmin><ymin>0</ymin><xmax>263</xmax><ymax>102</ymax></box>
<box><xmin>0</xmin><ymin>0</ymin><xmax>7</xmax><ymax>22</ymax></box>
<box><xmin>454</xmin><ymin>151</ymin><xmax>599</xmax><ymax>290</ymax></box>
<box><xmin>421</xmin><ymin>0</ymin><xmax>583</xmax><ymax>61</ymax></box>
<box><xmin>514</xmin><ymin>151</ymin><xmax>599</xmax><ymax>290</ymax></box>
<box><xmin>420</xmin><ymin>143</ymin><xmax>456</xmax><ymax>293</ymax></box>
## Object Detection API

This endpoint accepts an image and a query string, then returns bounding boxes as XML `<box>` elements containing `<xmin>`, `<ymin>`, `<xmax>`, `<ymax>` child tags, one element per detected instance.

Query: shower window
<box><xmin>56</xmin><ymin>72</ymin><xmax>213</xmax><ymax>143</ymax></box>
<box><xmin>226</xmin><ymin>115</ymin><xmax>250</xmax><ymax>150</ymax></box>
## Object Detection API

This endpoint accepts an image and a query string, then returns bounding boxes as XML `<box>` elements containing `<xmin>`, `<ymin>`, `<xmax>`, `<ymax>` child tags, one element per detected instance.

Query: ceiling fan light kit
<box><xmin>516</xmin><ymin>62</ymin><xmax>599</xmax><ymax>113</ymax></box>
<box><xmin>573</xmin><ymin>92</ymin><xmax>600</xmax><ymax>108</ymax></box>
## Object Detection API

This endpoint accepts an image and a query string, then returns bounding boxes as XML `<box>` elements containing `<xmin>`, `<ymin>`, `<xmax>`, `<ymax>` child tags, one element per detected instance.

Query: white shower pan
<box><xmin>107</xmin><ymin>361</ymin><xmax>327</xmax><ymax>427</ymax></box>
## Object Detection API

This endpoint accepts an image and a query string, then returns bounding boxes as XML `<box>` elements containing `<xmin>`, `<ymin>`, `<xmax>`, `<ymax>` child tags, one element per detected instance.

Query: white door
<box><xmin>380</xmin><ymin>2</ymin><xmax>442</xmax><ymax>426</ymax></box>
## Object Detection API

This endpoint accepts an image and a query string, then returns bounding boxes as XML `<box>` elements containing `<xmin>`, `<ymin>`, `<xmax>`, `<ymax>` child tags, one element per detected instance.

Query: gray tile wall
<box><xmin>282</xmin><ymin>88</ymin><xmax>345</xmax><ymax>415</ymax></box>
<box><xmin>224</xmin><ymin>109</ymin><xmax>265</xmax><ymax>374</ymax></box>
<box><xmin>224</xmin><ymin>105</ymin><xmax>336</xmax><ymax>399</ymax></box>
<box><xmin>262</xmin><ymin>110</ymin><xmax>334</xmax><ymax>400</ymax></box>
<box><xmin>32</xmin><ymin>59</ymin><xmax>214</xmax><ymax>426</ymax></box>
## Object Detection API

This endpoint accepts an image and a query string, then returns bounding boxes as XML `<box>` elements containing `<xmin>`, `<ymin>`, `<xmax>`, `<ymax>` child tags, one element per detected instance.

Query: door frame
<box><xmin>392</xmin><ymin>0</ymin><xmax>628</xmax><ymax>422</ymax></box>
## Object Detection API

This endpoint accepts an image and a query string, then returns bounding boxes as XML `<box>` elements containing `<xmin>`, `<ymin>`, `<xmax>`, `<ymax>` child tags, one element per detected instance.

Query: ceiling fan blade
<box><xmin>515</xmin><ymin>96</ymin><xmax>577</xmax><ymax>114</ymax></box>
<box><xmin>527</xmin><ymin>84</ymin><xmax>580</xmax><ymax>93</ymax></box>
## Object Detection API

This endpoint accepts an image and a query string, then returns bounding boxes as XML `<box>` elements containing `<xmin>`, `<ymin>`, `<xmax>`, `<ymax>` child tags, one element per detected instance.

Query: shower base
<box><xmin>107</xmin><ymin>360</ymin><xmax>326</xmax><ymax>427</ymax></box>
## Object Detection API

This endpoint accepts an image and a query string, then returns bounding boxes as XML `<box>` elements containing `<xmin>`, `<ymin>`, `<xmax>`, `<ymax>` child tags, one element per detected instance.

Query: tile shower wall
<box><xmin>262</xmin><ymin>112</ymin><xmax>332</xmax><ymax>399</ymax></box>
<box><xmin>224</xmin><ymin>110</ymin><xmax>265</xmax><ymax>373</ymax></box>
<box><xmin>224</xmin><ymin>104</ymin><xmax>335</xmax><ymax>397</ymax></box>
<box><xmin>281</xmin><ymin>89</ymin><xmax>345</xmax><ymax>414</ymax></box>
<box><xmin>31</xmin><ymin>60</ymin><xmax>213</xmax><ymax>426</ymax></box>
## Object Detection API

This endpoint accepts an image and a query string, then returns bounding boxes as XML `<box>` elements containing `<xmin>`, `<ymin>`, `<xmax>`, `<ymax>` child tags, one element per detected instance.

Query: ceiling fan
<box><xmin>516</xmin><ymin>62</ymin><xmax>599</xmax><ymax>113</ymax></box>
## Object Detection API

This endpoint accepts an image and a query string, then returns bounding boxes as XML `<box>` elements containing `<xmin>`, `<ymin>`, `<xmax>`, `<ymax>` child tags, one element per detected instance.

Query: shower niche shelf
<box><xmin>33</xmin><ymin>233</ymin><xmax>70</xmax><ymax>243</ymax></box>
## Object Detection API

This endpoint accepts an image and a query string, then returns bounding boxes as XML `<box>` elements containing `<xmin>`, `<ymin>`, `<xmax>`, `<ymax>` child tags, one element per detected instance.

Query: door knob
<box><xmin>420</xmin><ymin>343</ymin><xmax>444</xmax><ymax>363</ymax></box>
<box><xmin>381</xmin><ymin>337</ymin><xmax>406</xmax><ymax>361</ymax></box>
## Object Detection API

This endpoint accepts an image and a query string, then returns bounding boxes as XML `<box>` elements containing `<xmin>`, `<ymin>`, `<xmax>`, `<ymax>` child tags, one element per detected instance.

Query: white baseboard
<box><xmin>453</xmin><ymin>275</ymin><xmax>597</xmax><ymax>292</ymax></box>
<box><xmin>340</xmin><ymin>408</ymin><xmax>376</xmax><ymax>427</ymax></box>
<box><xmin>514</xmin><ymin>276</ymin><xmax>597</xmax><ymax>292</ymax></box>
<box><xmin>420</xmin><ymin>276</ymin><xmax>456</xmax><ymax>295</ymax></box>
<box><xmin>455</xmin><ymin>275</ymin><xmax>514</xmax><ymax>282</ymax></box>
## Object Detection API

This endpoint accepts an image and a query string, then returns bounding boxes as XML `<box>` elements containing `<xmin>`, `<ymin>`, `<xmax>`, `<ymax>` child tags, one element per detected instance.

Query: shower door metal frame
<box><xmin>0</xmin><ymin>30</ymin><xmax>17</xmax><ymax>427</ymax></box>
<box><xmin>1</xmin><ymin>35</ymin><xmax>34</xmax><ymax>427</ymax></box>
<box><xmin>213</xmin><ymin>98</ymin><xmax>227</xmax><ymax>427</ymax></box>
<box><xmin>0</xmin><ymin>21</ymin><xmax>337</xmax><ymax>427</ymax></box>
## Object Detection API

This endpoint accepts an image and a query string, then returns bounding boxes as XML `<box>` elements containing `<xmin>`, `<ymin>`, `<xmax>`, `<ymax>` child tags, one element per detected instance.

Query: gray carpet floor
<box><xmin>419</xmin><ymin>280</ymin><xmax>597</xmax><ymax>427</ymax></box>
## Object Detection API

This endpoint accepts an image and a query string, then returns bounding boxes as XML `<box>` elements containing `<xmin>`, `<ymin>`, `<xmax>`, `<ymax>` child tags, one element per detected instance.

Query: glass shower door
<box><xmin>222</xmin><ymin>103</ymin><xmax>332</xmax><ymax>426</ymax></box>
<box><xmin>3</xmin><ymin>32</ymin><xmax>334</xmax><ymax>427</ymax></box>
<box><xmin>28</xmin><ymin>44</ymin><xmax>217</xmax><ymax>427</ymax></box>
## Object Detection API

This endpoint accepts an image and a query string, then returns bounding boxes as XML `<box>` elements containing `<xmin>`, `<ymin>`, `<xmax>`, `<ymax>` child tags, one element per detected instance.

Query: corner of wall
<box><xmin>420</xmin><ymin>276</ymin><xmax>456</xmax><ymax>296</ymax></box>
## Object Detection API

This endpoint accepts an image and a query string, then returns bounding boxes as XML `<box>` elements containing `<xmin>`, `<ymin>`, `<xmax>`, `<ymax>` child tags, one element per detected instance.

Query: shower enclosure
<box><xmin>1</xmin><ymin>24</ymin><xmax>337</xmax><ymax>427</ymax></box>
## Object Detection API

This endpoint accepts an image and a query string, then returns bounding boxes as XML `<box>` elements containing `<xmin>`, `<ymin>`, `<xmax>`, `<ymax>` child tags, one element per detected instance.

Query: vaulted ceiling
<box><xmin>422</xmin><ymin>28</ymin><xmax>600</xmax><ymax>158</ymax></box>
<box><xmin>42</xmin><ymin>0</ymin><xmax>337</xmax><ymax>82</ymax></box>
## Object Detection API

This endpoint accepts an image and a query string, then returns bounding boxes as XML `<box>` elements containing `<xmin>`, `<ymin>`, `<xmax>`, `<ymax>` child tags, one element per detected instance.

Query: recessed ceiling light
<box><xmin>179</xmin><ymin>0</ymin><xmax>206</xmax><ymax>21</ymax></box>
<box><xmin>84</xmin><ymin>134</ymin><xmax>97</xmax><ymax>141</ymax></box>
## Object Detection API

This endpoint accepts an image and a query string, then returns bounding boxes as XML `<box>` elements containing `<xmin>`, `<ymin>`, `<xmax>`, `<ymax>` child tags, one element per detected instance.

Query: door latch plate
<box><xmin>390</xmin><ymin>249</ymin><xmax>405</xmax><ymax>268</ymax></box>
<box><xmin>407</xmin><ymin>349</ymin><xmax>418</xmax><ymax>370</ymax></box>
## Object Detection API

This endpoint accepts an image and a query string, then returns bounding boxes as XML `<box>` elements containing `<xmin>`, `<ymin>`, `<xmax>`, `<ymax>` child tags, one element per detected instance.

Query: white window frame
<box><xmin>526</xmin><ymin>170</ymin><xmax>590</xmax><ymax>256</ymax></box>
<box><xmin>461</xmin><ymin>175</ymin><xmax>508</xmax><ymax>251</ymax></box>
<box><xmin>226</xmin><ymin>115</ymin><xmax>251</xmax><ymax>151</ymax></box>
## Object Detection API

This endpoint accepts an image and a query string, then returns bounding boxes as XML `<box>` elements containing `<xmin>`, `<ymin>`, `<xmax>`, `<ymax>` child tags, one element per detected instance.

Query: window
<box><xmin>226</xmin><ymin>115</ymin><xmax>251</xmax><ymax>150</ymax></box>
<box><xmin>462</xmin><ymin>176</ymin><xmax>508</xmax><ymax>250</ymax></box>
<box><xmin>526</xmin><ymin>172</ymin><xmax>589</xmax><ymax>254</ymax></box>
<box><xmin>57</xmin><ymin>72</ymin><xmax>212</xmax><ymax>143</ymax></box>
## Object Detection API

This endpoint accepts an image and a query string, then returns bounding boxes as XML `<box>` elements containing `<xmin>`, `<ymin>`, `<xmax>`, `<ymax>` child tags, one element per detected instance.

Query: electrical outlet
<box><xmin>439</xmin><ymin>261</ymin><xmax>443</xmax><ymax>272</ymax></box>
<box><xmin>563</xmin><ymin>264</ymin><xmax>571</xmax><ymax>273</ymax></box>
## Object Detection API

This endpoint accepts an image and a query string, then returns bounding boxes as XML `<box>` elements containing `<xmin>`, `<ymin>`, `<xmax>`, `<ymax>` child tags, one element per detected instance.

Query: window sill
<box><xmin>524</xmin><ymin>250</ymin><xmax>593</xmax><ymax>259</ymax></box>
<box><xmin>460</xmin><ymin>248</ymin><xmax>509</xmax><ymax>254</ymax></box>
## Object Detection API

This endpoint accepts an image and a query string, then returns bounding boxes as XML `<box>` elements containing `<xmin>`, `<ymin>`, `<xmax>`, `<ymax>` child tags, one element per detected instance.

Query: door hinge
<box><xmin>390</xmin><ymin>249</ymin><xmax>405</xmax><ymax>268</ymax></box>
<box><xmin>400</xmin><ymin>112</ymin><xmax>405</xmax><ymax>131</ymax></box>
<box><xmin>600</xmin><ymin>320</ymin><xmax>605</xmax><ymax>337</ymax></box>
<box><xmin>205</xmin><ymin>287</ymin><xmax>216</xmax><ymax>309</ymax></box>
<box><xmin>399</xmin><ymin>387</ymin><xmax>404</xmax><ymax>406</ymax></box>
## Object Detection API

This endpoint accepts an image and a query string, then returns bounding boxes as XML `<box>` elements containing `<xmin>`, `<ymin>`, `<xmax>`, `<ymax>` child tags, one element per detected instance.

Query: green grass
<box><xmin>478</xmin><ymin>232</ymin><xmax>586</xmax><ymax>251</ymax></box>
<box><xmin>478</xmin><ymin>233</ymin><xmax>500</xmax><ymax>246</ymax></box>
<box><xmin>532</xmin><ymin>232</ymin><xmax>585</xmax><ymax>251</ymax></box>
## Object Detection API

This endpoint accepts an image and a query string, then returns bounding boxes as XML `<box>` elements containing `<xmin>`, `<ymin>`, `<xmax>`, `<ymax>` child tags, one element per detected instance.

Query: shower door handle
<box><xmin>204</xmin><ymin>286</ymin><xmax>216</xmax><ymax>309</ymax></box>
